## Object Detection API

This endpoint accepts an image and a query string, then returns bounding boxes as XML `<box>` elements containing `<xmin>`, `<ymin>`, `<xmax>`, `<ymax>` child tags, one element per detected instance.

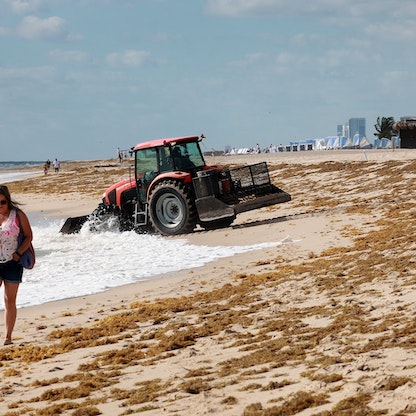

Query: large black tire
<box><xmin>89</xmin><ymin>203</ymin><xmax>121</xmax><ymax>232</ymax></box>
<box><xmin>118</xmin><ymin>201</ymin><xmax>136</xmax><ymax>232</ymax></box>
<box><xmin>149</xmin><ymin>180</ymin><xmax>197</xmax><ymax>235</ymax></box>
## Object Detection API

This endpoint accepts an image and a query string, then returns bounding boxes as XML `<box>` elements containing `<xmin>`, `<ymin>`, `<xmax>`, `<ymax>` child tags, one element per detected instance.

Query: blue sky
<box><xmin>1</xmin><ymin>0</ymin><xmax>415</xmax><ymax>161</ymax></box>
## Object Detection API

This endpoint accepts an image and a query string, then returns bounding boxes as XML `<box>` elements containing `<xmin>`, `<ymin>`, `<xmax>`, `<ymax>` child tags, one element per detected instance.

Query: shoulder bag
<box><xmin>16</xmin><ymin>210</ymin><xmax>36</xmax><ymax>270</ymax></box>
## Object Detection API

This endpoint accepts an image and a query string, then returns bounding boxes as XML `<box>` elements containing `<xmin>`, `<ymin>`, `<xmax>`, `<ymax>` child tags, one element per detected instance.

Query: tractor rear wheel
<box><xmin>149</xmin><ymin>180</ymin><xmax>197</xmax><ymax>235</ymax></box>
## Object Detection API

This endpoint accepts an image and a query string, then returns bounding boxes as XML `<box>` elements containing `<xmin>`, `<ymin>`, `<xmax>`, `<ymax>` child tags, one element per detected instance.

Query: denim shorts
<box><xmin>0</xmin><ymin>260</ymin><xmax>23</xmax><ymax>283</ymax></box>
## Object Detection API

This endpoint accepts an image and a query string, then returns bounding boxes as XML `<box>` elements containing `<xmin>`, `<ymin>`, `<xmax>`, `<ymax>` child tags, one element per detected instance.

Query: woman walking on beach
<box><xmin>0</xmin><ymin>185</ymin><xmax>33</xmax><ymax>345</ymax></box>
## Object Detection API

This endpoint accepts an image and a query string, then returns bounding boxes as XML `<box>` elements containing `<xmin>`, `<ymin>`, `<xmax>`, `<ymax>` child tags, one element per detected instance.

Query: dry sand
<box><xmin>1</xmin><ymin>149</ymin><xmax>416</xmax><ymax>415</ymax></box>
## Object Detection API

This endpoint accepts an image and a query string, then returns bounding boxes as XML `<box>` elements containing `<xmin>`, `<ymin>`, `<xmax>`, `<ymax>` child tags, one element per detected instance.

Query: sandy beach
<box><xmin>1</xmin><ymin>149</ymin><xmax>416</xmax><ymax>415</ymax></box>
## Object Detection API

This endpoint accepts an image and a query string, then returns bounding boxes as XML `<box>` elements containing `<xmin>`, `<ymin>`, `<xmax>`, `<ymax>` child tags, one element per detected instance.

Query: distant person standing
<box><xmin>53</xmin><ymin>158</ymin><xmax>60</xmax><ymax>173</ymax></box>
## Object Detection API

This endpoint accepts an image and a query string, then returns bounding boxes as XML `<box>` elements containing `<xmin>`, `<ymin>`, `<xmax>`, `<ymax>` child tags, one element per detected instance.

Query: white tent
<box><xmin>374</xmin><ymin>137</ymin><xmax>401</xmax><ymax>149</ymax></box>
<box><xmin>339</xmin><ymin>136</ymin><xmax>353</xmax><ymax>148</ymax></box>
<box><xmin>324</xmin><ymin>136</ymin><xmax>340</xmax><ymax>149</ymax></box>
<box><xmin>352</xmin><ymin>134</ymin><xmax>371</xmax><ymax>149</ymax></box>
<box><xmin>313</xmin><ymin>139</ymin><xmax>326</xmax><ymax>150</ymax></box>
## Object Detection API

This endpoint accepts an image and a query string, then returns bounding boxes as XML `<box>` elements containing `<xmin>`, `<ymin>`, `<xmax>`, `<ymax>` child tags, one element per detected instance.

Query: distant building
<box><xmin>393</xmin><ymin>117</ymin><xmax>416</xmax><ymax>148</ymax></box>
<box><xmin>348</xmin><ymin>118</ymin><xmax>366</xmax><ymax>139</ymax></box>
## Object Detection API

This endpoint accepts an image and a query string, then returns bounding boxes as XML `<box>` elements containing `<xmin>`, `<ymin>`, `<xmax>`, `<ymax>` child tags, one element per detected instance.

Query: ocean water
<box><xmin>1</xmin><ymin>216</ymin><xmax>293</xmax><ymax>310</ymax></box>
<box><xmin>0</xmin><ymin>161</ymin><xmax>43</xmax><ymax>170</ymax></box>
<box><xmin>0</xmin><ymin>161</ymin><xmax>43</xmax><ymax>183</ymax></box>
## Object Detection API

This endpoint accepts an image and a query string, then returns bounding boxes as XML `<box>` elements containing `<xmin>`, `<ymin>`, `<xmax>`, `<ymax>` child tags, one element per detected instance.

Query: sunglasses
<box><xmin>0</xmin><ymin>200</ymin><xmax>7</xmax><ymax>205</ymax></box>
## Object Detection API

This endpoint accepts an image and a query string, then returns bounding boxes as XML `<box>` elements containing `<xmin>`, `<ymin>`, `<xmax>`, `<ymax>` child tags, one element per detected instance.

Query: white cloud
<box><xmin>205</xmin><ymin>0</ymin><xmax>345</xmax><ymax>17</ymax></box>
<box><xmin>291</xmin><ymin>33</ymin><xmax>321</xmax><ymax>46</ymax></box>
<box><xmin>227</xmin><ymin>51</ymin><xmax>268</xmax><ymax>69</ymax></box>
<box><xmin>206</xmin><ymin>0</ymin><xmax>283</xmax><ymax>17</ymax></box>
<box><xmin>323</xmin><ymin>49</ymin><xmax>365</xmax><ymax>68</ymax></box>
<box><xmin>0</xmin><ymin>65</ymin><xmax>56</xmax><ymax>81</ymax></box>
<box><xmin>273</xmin><ymin>51</ymin><xmax>310</xmax><ymax>73</ymax></box>
<box><xmin>366</xmin><ymin>22</ymin><xmax>416</xmax><ymax>41</ymax></box>
<box><xmin>106</xmin><ymin>50</ymin><xmax>151</xmax><ymax>68</ymax></box>
<box><xmin>244</xmin><ymin>52</ymin><xmax>267</xmax><ymax>64</ymax></box>
<box><xmin>5</xmin><ymin>0</ymin><xmax>46</xmax><ymax>14</ymax></box>
<box><xmin>17</xmin><ymin>15</ymin><xmax>69</xmax><ymax>41</ymax></box>
<box><xmin>49</xmin><ymin>49</ymin><xmax>90</xmax><ymax>64</ymax></box>
<box><xmin>310</xmin><ymin>48</ymin><xmax>382</xmax><ymax>73</ymax></box>
<box><xmin>204</xmin><ymin>0</ymin><xmax>416</xmax><ymax>19</ymax></box>
<box><xmin>275</xmin><ymin>51</ymin><xmax>299</xmax><ymax>66</ymax></box>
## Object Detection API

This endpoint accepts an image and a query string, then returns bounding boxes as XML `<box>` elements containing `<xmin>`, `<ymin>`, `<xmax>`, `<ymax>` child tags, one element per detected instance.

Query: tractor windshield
<box><xmin>169</xmin><ymin>141</ymin><xmax>205</xmax><ymax>171</ymax></box>
<box><xmin>135</xmin><ymin>140</ymin><xmax>205</xmax><ymax>188</ymax></box>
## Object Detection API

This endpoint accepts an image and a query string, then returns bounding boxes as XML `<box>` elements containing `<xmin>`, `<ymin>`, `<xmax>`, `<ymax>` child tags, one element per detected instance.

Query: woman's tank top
<box><xmin>0</xmin><ymin>209</ymin><xmax>19</xmax><ymax>263</ymax></box>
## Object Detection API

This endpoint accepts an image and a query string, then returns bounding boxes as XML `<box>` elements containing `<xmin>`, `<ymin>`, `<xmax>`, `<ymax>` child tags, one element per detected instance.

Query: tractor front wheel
<box><xmin>89</xmin><ymin>203</ymin><xmax>121</xmax><ymax>232</ymax></box>
<box><xmin>149</xmin><ymin>180</ymin><xmax>197</xmax><ymax>235</ymax></box>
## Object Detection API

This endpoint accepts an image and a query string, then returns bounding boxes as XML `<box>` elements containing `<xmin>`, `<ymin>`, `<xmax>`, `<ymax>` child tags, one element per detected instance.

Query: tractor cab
<box><xmin>134</xmin><ymin>136</ymin><xmax>206</xmax><ymax>203</ymax></box>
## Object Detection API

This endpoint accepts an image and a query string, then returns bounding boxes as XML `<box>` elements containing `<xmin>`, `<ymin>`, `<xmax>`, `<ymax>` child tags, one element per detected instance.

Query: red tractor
<box><xmin>61</xmin><ymin>135</ymin><xmax>291</xmax><ymax>236</ymax></box>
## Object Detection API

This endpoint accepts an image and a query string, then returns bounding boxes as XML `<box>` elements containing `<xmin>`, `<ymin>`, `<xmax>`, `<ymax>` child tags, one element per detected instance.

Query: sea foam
<box><xmin>1</xmin><ymin>216</ymin><xmax>289</xmax><ymax>310</ymax></box>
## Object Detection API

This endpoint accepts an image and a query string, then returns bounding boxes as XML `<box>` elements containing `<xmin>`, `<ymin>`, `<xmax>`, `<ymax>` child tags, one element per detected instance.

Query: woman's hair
<box><xmin>0</xmin><ymin>185</ymin><xmax>20</xmax><ymax>210</ymax></box>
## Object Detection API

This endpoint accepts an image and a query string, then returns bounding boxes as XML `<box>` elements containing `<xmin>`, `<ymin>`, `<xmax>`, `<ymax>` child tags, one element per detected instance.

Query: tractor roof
<box><xmin>133</xmin><ymin>135</ymin><xmax>200</xmax><ymax>151</ymax></box>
